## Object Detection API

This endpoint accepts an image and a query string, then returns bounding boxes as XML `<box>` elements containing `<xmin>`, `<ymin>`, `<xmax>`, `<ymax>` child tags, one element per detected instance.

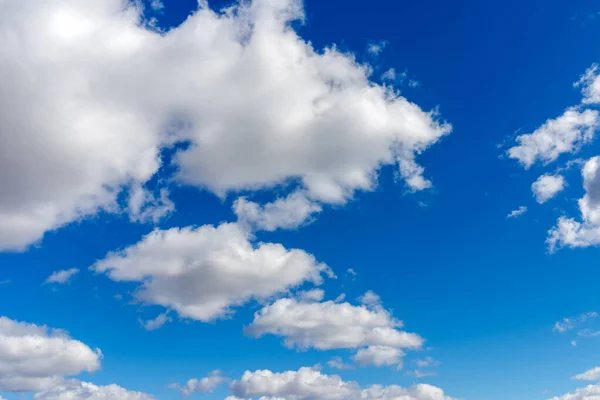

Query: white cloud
<box><xmin>415</xmin><ymin>356</ymin><xmax>440</xmax><ymax>368</ymax></box>
<box><xmin>0</xmin><ymin>0</ymin><xmax>450</xmax><ymax>251</ymax></box>
<box><xmin>298</xmin><ymin>289</ymin><xmax>325</xmax><ymax>302</ymax></box>
<box><xmin>33</xmin><ymin>380</ymin><xmax>154</xmax><ymax>400</ymax></box>
<box><xmin>553</xmin><ymin>312</ymin><xmax>597</xmax><ymax>333</ymax></box>
<box><xmin>149</xmin><ymin>0</ymin><xmax>164</xmax><ymax>12</ymax></box>
<box><xmin>169</xmin><ymin>370</ymin><xmax>228</xmax><ymax>396</ymax></box>
<box><xmin>0</xmin><ymin>317</ymin><xmax>101</xmax><ymax>392</ymax></box>
<box><xmin>548</xmin><ymin>157</ymin><xmax>600</xmax><ymax>250</ymax></box>
<box><xmin>140</xmin><ymin>312</ymin><xmax>171</xmax><ymax>331</ymax></box>
<box><xmin>507</xmin><ymin>206</ymin><xmax>527</xmax><ymax>219</ymax></box>
<box><xmin>44</xmin><ymin>268</ymin><xmax>79</xmax><ymax>285</ymax></box>
<box><xmin>93</xmin><ymin>222</ymin><xmax>330</xmax><ymax>322</ymax></box>
<box><xmin>327</xmin><ymin>357</ymin><xmax>352</xmax><ymax>370</ymax></box>
<box><xmin>358</xmin><ymin>290</ymin><xmax>381</xmax><ymax>307</ymax></box>
<box><xmin>549</xmin><ymin>383</ymin><xmax>600</xmax><ymax>400</ymax></box>
<box><xmin>352</xmin><ymin>346</ymin><xmax>403</xmax><ymax>368</ymax></box>
<box><xmin>233</xmin><ymin>191</ymin><xmax>322</xmax><ymax>232</ymax></box>
<box><xmin>507</xmin><ymin>108</ymin><xmax>600</xmax><ymax>168</ymax></box>
<box><xmin>532</xmin><ymin>174</ymin><xmax>566</xmax><ymax>204</ymax></box>
<box><xmin>575</xmin><ymin>64</ymin><xmax>600</xmax><ymax>105</ymax></box>
<box><xmin>246</xmin><ymin>297</ymin><xmax>423</xmax><ymax>357</ymax></box>
<box><xmin>229</xmin><ymin>366</ymin><xmax>456</xmax><ymax>400</ymax></box>
<box><xmin>127</xmin><ymin>184</ymin><xmax>174</xmax><ymax>224</ymax></box>
<box><xmin>574</xmin><ymin>367</ymin><xmax>600</xmax><ymax>381</ymax></box>
<box><xmin>382</xmin><ymin>68</ymin><xmax>396</xmax><ymax>81</ymax></box>
<box><xmin>367</xmin><ymin>41</ymin><xmax>387</xmax><ymax>56</ymax></box>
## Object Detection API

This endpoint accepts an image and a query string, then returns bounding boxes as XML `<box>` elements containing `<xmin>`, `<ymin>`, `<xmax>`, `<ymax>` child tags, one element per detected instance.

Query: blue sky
<box><xmin>2</xmin><ymin>0</ymin><xmax>600</xmax><ymax>400</ymax></box>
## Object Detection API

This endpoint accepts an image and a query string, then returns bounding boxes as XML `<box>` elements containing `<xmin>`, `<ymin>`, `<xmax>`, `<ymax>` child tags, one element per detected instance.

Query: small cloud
<box><xmin>44</xmin><ymin>268</ymin><xmax>79</xmax><ymax>285</ymax></box>
<box><xmin>408</xmin><ymin>369</ymin><xmax>437</xmax><ymax>378</ymax></box>
<box><xmin>506</xmin><ymin>206</ymin><xmax>527</xmax><ymax>219</ymax></box>
<box><xmin>346</xmin><ymin>268</ymin><xmax>357</xmax><ymax>276</ymax></box>
<box><xmin>327</xmin><ymin>356</ymin><xmax>353</xmax><ymax>370</ymax></box>
<box><xmin>298</xmin><ymin>289</ymin><xmax>325</xmax><ymax>302</ymax></box>
<box><xmin>170</xmin><ymin>370</ymin><xmax>229</xmax><ymax>396</ymax></box>
<box><xmin>367</xmin><ymin>40</ymin><xmax>387</xmax><ymax>56</ymax></box>
<box><xmin>358</xmin><ymin>290</ymin><xmax>381</xmax><ymax>307</ymax></box>
<box><xmin>334</xmin><ymin>293</ymin><xmax>346</xmax><ymax>302</ymax></box>
<box><xmin>408</xmin><ymin>79</ymin><xmax>420</xmax><ymax>88</ymax></box>
<box><xmin>571</xmin><ymin>340</ymin><xmax>578</xmax><ymax>347</ymax></box>
<box><xmin>554</xmin><ymin>312</ymin><xmax>598</xmax><ymax>333</ymax></box>
<box><xmin>382</xmin><ymin>68</ymin><xmax>396</xmax><ymax>81</ymax></box>
<box><xmin>150</xmin><ymin>0</ymin><xmax>164</xmax><ymax>11</ymax></box>
<box><xmin>140</xmin><ymin>312</ymin><xmax>172</xmax><ymax>331</ymax></box>
<box><xmin>415</xmin><ymin>356</ymin><xmax>441</xmax><ymax>368</ymax></box>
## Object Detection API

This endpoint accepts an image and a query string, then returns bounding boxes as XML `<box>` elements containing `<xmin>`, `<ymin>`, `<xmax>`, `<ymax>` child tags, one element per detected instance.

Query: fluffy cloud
<box><xmin>0</xmin><ymin>0</ymin><xmax>449</xmax><ymax>251</ymax></box>
<box><xmin>229</xmin><ymin>367</ymin><xmax>456</xmax><ymax>400</ymax></box>
<box><xmin>574</xmin><ymin>367</ymin><xmax>600</xmax><ymax>381</ymax></box>
<box><xmin>33</xmin><ymin>380</ymin><xmax>154</xmax><ymax>400</ymax></box>
<box><xmin>246</xmin><ymin>295</ymin><xmax>423</xmax><ymax>364</ymax></box>
<box><xmin>548</xmin><ymin>157</ymin><xmax>600</xmax><ymax>250</ymax></box>
<box><xmin>358</xmin><ymin>290</ymin><xmax>381</xmax><ymax>307</ymax></box>
<box><xmin>549</xmin><ymin>384</ymin><xmax>600</xmax><ymax>400</ymax></box>
<box><xmin>93</xmin><ymin>223</ymin><xmax>330</xmax><ymax>322</ymax></box>
<box><xmin>532</xmin><ymin>174</ymin><xmax>565</xmax><ymax>204</ymax></box>
<box><xmin>169</xmin><ymin>370</ymin><xmax>228</xmax><ymax>396</ymax></box>
<box><xmin>507</xmin><ymin>108</ymin><xmax>599</xmax><ymax>168</ymax></box>
<box><xmin>233</xmin><ymin>192</ymin><xmax>322</xmax><ymax>232</ymax></box>
<box><xmin>44</xmin><ymin>268</ymin><xmax>79</xmax><ymax>284</ymax></box>
<box><xmin>351</xmin><ymin>346</ymin><xmax>403</xmax><ymax>368</ymax></box>
<box><xmin>0</xmin><ymin>317</ymin><xmax>101</xmax><ymax>392</ymax></box>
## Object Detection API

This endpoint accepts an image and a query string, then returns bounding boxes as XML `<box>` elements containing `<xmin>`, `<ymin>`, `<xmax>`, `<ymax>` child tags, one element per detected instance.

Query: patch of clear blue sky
<box><xmin>2</xmin><ymin>0</ymin><xmax>600</xmax><ymax>399</ymax></box>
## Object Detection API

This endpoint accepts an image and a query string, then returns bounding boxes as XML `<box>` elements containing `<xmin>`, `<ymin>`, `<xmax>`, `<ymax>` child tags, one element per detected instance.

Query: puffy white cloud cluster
<box><xmin>0</xmin><ymin>316</ymin><xmax>154</xmax><ymax>398</ymax></box>
<box><xmin>33</xmin><ymin>380</ymin><xmax>154</xmax><ymax>400</ymax></box>
<box><xmin>548</xmin><ymin>157</ymin><xmax>600</xmax><ymax>250</ymax></box>
<box><xmin>0</xmin><ymin>0</ymin><xmax>450</xmax><ymax>250</ymax></box>
<box><xmin>0</xmin><ymin>316</ymin><xmax>101</xmax><ymax>392</ymax></box>
<box><xmin>94</xmin><ymin>222</ymin><xmax>330</xmax><ymax>321</ymax></box>
<box><xmin>549</xmin><ymin>384</ymin><xmax>600</xmax><ymax>400</ymax></box>
<box><xmin>507</xmin><ymin>108</ymin><xmax>599</xmax><ymax>168</ymax></box>
<box><xmin>229</xmin><ymin>366</ymin><xmax>456</xmax><ymax>400</ymax></box>
<box><xmin>246</xmin><ymin>294</ymin><xmax>422</xmax><ymax>368</ymax></box>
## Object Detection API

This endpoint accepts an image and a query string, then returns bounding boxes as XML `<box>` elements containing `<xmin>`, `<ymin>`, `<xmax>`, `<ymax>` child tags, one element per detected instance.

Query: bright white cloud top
<box><xmin>33</xmin><ymin>381</ymin><xmax>154</xmax><ymax>400</ymax></box>
<box><xmin>229</xmin><ymin>366</ymin><xmax>456</xmax><ymax>400</ymax></box>
<box><xmin>550</xmin><ymin>383</ymin><xmax>600</xmax><ymax>400</ymax></box>
<box><xmin>0</xmin><ymin>316</ymin><xmax>101</xmax><ymax>392</ymax></box>
<box><xmin>93</xmin><ymin>222</ymin><xmax>330</xmax><ymax>321</ymax></box>
<box><xmin>573</xmin><ymin>366</ymin><xmax>600</xmax><ymax>381</ymax></box>
<box><xmin>548</xmin><ymin>156</ymin><xmax>600</xmax><ymax>250</ymax></box>
<box><xmin>532</xmin><ymin>174</ymin><xmax>565</xmax><ymax>204</ymax></box>
<box><xmin>0</xmin><ymin>0</ymin><xmax>450</xmax><ymax>251</ymax></box>
<box><xmin>507</xmin><ymin>108</ymin><xmax>599</xmax><ymax>168</ymax></box>
<box><xmin>246</xmin><ymin>295</ymin><xmax>423</xmax><ymax>367</ymax></box>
